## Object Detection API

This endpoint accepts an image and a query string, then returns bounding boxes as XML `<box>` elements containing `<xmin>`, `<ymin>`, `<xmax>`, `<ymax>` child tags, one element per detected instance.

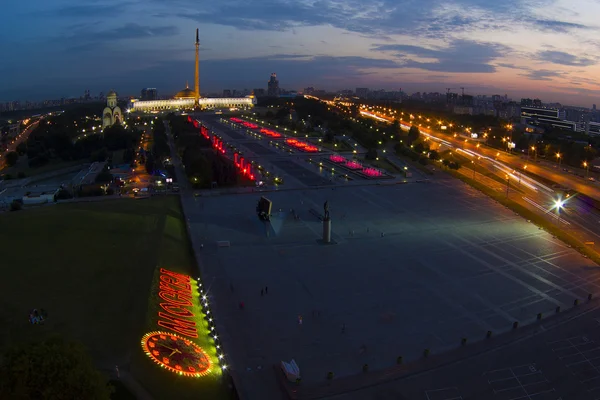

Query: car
<box><xmin>589</xmin><ymin>177</ymin><xmax>596</xmax><ymax>182</ymax></box>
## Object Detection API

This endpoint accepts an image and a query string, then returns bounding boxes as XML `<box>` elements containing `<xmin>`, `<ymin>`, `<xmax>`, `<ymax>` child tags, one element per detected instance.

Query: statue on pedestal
<box><xmin>324</xmin><ymin>200</ymin><xmax>330</xmax><ymax>220</ymax></box>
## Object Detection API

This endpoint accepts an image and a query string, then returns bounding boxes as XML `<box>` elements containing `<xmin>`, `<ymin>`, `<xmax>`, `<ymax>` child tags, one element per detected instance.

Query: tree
<box><xmin>9</xmin><ymin>200</ymin><xmax>22</xmax><ymax>211</ymax></box>
<box><xmin>95</xmin><ymin>168</ymin><xmax>113</xmax><ymax>184</ymax></box>
<box><xmin>145</xmin><ymin>154</ymin><xmax>156</xmax><ymax>175</ymax></box>
<box><xmin>16</xmin><ymin>142</ymin><xmax>27</xmax><ymax>155</ymax></box>
<box><xmin>429</xmin><ymin>150</ymin><xmax>440</xmax><ymax>160</ymax></box>
<box><xmin>414</xmin><ymin>142</ymin><xmax>425</xmax><ymax>154</ymax></box>
<box><xmin>0</xmin><ymin>336</ymin><xmax>113</xmax><ymax>399</ymax></box>
<box><xmin>365</xmin><ymin>148</ymin><xmax>378</xmax><ymax>160</ymax></box>
<box><xmin>90</xmin><ymin>148</ymin><xmax>108</xmax><ymax>162</ymax></box>
<box><xmin>407</xmin><ymin>125</ymin><xmax>420</xmax><ymax>144</ymax></box>
<box><xmin>5</xmin><ymin>151</ymin><xmax>18</xmax><ymax>167</ymax></box>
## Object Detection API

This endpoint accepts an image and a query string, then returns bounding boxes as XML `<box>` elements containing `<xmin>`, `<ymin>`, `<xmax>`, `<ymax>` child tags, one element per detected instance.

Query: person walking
<box><xmin>265</xmin><ymin>286</ymin><xmax>268</xmax><ymax>294</ymax></box>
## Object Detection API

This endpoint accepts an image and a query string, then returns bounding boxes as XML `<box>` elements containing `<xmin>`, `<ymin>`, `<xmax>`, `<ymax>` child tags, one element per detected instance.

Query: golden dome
<box><xmin>174</xmin><ymin>81</ymin><xmax>197</xmax><ymax>99</ymax></box>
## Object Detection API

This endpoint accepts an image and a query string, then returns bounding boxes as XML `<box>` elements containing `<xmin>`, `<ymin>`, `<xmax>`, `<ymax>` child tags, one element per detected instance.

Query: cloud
<box><xmin>519</xmin><ymin>70</ymin><xmax>564</xmax><ymax>81</ymax></box>
<box><xmin>496</xmin><ymin>63</ymin><xmax>523</xmax><ymax>69</ymax></box>
<box><xmin>54</xmin><ymin>3</ymin><xmax>123</xmax><ymax>17</ymax></box>
<box><xmin>532</xmin><ymin>19</ymin><xmax>589</xmax><ymax>33</ymax></box>
<box><xmin>153</xmin><ymin>0</ymin><xmax>527</xmax><ymax>38</ymax></box>
<box><xmin>536</xmin><ymin>50</ymin><xmax>596</xmax><ymax>66</ymax></box>
<box><xmin>59</xmin><ymin>23</ymin><xmax>179</xmax><ymax>52</ymax></box>
<box><xmin>372</xmin><ymin>40</ymin><xmax>509</xmax><ymax>73</ymax></box>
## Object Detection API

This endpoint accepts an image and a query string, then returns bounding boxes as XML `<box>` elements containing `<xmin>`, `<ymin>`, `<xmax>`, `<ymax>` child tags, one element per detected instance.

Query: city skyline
<box><xmin>3</xmin><ymin>0</ymin><xmax>600</xmax><ymax>106</ymax></box>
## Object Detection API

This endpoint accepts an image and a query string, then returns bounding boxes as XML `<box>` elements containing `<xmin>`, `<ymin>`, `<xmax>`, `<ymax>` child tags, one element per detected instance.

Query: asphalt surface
<box><xmin>333</xmin><ymin>302</ymin><xmax>600</xmax><ymax>400</ymax></box>
<box><xmin>182</xmin><ymin>180</ymin><xmax>598</xmax><ymax>399</ymax></box>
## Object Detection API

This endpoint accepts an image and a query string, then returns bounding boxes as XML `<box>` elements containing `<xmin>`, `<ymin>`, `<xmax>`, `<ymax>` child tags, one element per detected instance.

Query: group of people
<box><xmin>29</xmin><ymin>308</ymin><xmax>48</xmax><ymax>324</ymax></box>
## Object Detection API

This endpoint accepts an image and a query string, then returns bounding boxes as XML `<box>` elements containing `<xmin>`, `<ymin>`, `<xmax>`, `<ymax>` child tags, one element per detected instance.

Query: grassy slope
<box><xmin>0</xmin><ymin>197</ymin><xmax>228</xmax><ymax>399</ymax></box>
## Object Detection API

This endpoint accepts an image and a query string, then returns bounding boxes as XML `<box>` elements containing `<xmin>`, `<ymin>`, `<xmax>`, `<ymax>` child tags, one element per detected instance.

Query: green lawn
<box><xmin>0</xmin><ymin>197</ymin><xmax>229</xmax><ymax>399</ymax></box>
<box><xmin>365</xmin><ymin>157</ymin><xmax>403</xmax><ymax>174</ymax></box>
<box><xmin>320</xmin><ymin>140</ymin><xmax>353</xmax><ymax>152</ymax></box>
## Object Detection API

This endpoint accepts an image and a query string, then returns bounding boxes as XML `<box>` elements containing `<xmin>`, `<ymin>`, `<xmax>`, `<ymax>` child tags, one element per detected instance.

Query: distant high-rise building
<box><xmin>223</xmin><ymin>89</ymin><xmax>232</xmax><ymax>97</ymax></box>
<box><xmin>267</xmin><ymin>73</ymin><xmax>280</xmax><ymax>97</ymax></box>
<box><xmin>253</xmin><ymin>88</ymin><xmax>266</xmax><ymax>97</ymax></box>
<box><xmin>594</xmin><ymin>104</ymin><xmax>597</xmax><ymax>111</ymax></box>
<box><xmin>304</xmin><ymin>87</ymin><xmax>315</xmax><ymax>95</ymax></box>
<box><xmin>141</xmin><ymin>88</ymin><xmax>158</xmax><ymax>101</ymax></box>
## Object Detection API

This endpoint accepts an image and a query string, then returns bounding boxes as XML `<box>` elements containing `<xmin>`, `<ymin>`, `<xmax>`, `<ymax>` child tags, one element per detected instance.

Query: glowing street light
<box><xmin>555</xmin><ymin>199</ymin><xmax>565</xmax><ymax>209</ymax></box>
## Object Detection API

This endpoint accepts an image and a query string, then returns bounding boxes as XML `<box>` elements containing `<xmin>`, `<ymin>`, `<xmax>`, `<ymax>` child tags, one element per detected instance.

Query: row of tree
<box><xmin>169</xmin><ymin>116</ymin><xmax>240</xmax><ymax>188</ymax></box>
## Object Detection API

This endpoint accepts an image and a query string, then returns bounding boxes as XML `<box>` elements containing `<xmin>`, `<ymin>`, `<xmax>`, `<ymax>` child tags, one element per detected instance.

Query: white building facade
<box><xmin>130</xmin><ymin>97</ymin><xmax>256</xmax><ymax>112</ymax></box>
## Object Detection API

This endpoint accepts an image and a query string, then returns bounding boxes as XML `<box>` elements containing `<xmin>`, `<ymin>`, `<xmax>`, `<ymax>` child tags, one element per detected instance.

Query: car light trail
<box><xmin>522</xmin><ymin>197</ymin><xmax>570</xmax><ymax>225</ymax></box>
<box><xmin>360</xmin><ymin>109</ymin><xmax>554</xmax><ymax>193</ymax></box>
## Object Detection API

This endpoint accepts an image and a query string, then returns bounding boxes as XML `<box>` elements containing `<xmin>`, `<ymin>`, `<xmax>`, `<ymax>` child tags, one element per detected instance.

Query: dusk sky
<box><xmin>2</xmin><ymin>0</ymin><xmax>600</xmax><ymax>106</ymax></box>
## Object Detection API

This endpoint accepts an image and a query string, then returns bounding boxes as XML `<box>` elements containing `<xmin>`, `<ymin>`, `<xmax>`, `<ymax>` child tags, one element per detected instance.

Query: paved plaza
<box><xmin>182</xmin><ymin>178</ymin><xmax>600</xmax><ymax>399</ymax></box>
<box><xmin>199</xmin><ymin>114</ymin><xmax>422</xmax><ymax>190</ymax></box>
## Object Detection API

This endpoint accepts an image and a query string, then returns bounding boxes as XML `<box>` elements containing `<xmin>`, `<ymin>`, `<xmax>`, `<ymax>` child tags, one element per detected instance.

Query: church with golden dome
<box><xmin>130</xmin><ymin>29</ymin><xmax>255</xmax><ymax>112</ymax></box>
<box><xmin>102</xmin><ymin>90</ymin><xmax>123</xmax><ymax>128</ymax></box>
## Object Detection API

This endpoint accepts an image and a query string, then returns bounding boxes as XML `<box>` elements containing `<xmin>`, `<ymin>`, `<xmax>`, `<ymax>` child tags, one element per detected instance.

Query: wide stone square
<box><xmin>182</xmin><ymin>179</ymin><xmax>600</xmax><ymax>398</ymax></box>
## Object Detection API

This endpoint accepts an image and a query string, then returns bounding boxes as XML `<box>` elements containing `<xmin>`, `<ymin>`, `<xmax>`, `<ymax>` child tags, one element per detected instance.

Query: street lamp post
<box><xmin>556</xmin><ymin>153</ymin><xmax>561</xmax><ymax>169</ymax></box>
<box><xmin>584</xmin><ymin>161</ymin><xmax>589</xmax><ymax>179</ymax></box>
<box><xmin>531</xmin><ymin>146</ymin><xmax>537</xmax><ymax>163</ymax></box>
<box><xmin>506</xmin><ymin>124</ymin><xmax>513</xmax><ymax>154</ymax></box>
<box><xmin>506</xmin><ymin>175</ymin><xmax>510</xmax><ymax>198</ymax></box>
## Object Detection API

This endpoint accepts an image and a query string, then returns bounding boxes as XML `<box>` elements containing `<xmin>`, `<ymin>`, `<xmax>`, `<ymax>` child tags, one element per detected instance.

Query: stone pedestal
<box><xmin>323</xmin><ymin>218</ymin><xmax>331</xmax><ymax>243</ymax></box>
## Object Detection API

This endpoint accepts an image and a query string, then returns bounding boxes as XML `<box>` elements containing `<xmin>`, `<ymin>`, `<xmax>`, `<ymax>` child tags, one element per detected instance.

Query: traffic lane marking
<box><xmin>424</xmin><ymin>387</ymin><xmax>463</xmax><ymax>400</ymax></box>
<box><xmin>484</xmin><ymin>364</ymin><xmax>556</xmax><ymax>400</ymax></box>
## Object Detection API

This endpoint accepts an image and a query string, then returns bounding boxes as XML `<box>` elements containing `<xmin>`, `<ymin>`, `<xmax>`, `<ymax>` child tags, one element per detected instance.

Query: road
<box><xmin>352</xmin><ymin>109</ymin><xmax>600</xmax><ymax>253</ymax></box>
<box><xmin>0</xmin><ymin>120</ymin><xmax>39</xmax><ymax>169</ymax></box>
<box><xmin>457</xmin><ymin>157</ymin><xmax>600</xmax><ymax>246</ymax></box>
<box><xmin>360</xmin><ymin>110</ymin><xmax>600</xmax><ymax>201</ymax></box>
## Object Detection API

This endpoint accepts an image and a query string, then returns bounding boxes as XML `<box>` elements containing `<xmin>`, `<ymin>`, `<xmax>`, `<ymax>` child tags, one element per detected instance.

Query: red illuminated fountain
<box><xmin>345</xmin><ymin>160</ymin><xmax>363</xmax><ymax>170</ymax></box>
<box><xmin>286</xmin><ymin>139</ymin><xmax>318</xmax><ymax>152</ymax></box>
<box><xmin>328</xmin><ymin>154</ymin><xmax>384</xmax><ymax>177</ymax></box>
<box><xmin>362</xmin><ymin>168</ymin><xmax>383</xmax><ymax>177</ymax></box>
<box><xmin>260</xmin><ymin>128</ymin><xmax>282</xmax><ymax>138</ymax></box>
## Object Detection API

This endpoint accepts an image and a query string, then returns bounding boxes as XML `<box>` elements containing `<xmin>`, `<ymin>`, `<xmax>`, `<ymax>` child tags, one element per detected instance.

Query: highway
<box><xmin>358</xmin><ymin>109</ymin><xmax>600</xmax><ymax>201</ymax></box>
<box><xmin>351</xmin><ymin>108</ymin><xmax>600</xmax><ymax>247</ymax></box>
<box><xmin>0</xmin><ymin>120</ymin><xmax>39</xmax><ymax>170</ymax></box>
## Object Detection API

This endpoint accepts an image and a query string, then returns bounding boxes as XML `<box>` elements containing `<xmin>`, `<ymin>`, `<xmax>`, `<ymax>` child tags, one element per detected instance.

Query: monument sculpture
<box><xmin>322</xmin><ymin>200</ymin><xmax>332</xmax><ymax>243</ymax></box>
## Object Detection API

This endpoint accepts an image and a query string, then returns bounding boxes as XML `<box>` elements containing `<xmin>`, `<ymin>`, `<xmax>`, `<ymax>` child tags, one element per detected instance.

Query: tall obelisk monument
<box><xmin>194</xmin><ymin>28</ymin><xmax>200</xmax><ymax>108</ymax></box>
